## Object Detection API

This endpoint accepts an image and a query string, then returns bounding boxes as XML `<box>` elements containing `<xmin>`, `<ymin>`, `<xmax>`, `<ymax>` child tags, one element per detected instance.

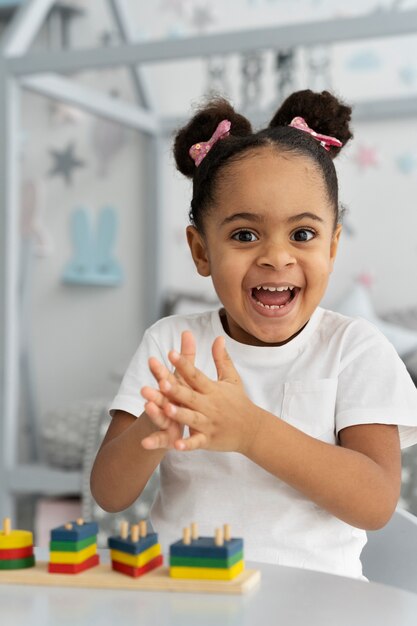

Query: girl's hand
<box><xmin>141</xmin><ymin>331</ymin><xmax>196</xmax><ymax>450</ymax></box>
<box><xmin>150</xmin><ymin>336</ymin><xmax>260</xmax><ymax>454</ymax></box>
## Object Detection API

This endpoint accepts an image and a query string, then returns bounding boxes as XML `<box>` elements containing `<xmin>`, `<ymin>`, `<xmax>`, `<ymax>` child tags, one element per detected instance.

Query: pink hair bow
<box><xmin>189</xmin><ymin>119</ymin><xmax>231</xmax><ymax>166</ymax></box>
<box><xmin>289</xmin><ymin>116</ymin><xmax>342</xmax><ymax>151</ymax></box>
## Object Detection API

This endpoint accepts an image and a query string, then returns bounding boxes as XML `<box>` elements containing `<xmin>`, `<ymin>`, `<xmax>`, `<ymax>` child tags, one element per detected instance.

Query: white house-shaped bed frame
<box><xmin>1</xmin><ymin>0</ymin><xmax>417</xmax><ymax>519</ymax></box>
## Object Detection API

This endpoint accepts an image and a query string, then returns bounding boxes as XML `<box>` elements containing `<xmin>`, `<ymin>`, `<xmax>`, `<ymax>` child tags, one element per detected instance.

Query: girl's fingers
<box><xmin>180</xmin><ymin>330</ymin><xmax>196</xmax><ymax>363</ymax></box>
<box><xmin>174</xmin><ymin>330</ymin><xmax>196</xmax><ymax>385</ymax></box>
<box><xmin>148</xmin><ymin>330</ymin><xmax>196</xmax><ymax>383</ymax></box>
<box><xmin>162</xmin><ymin>402</ymin><xmax>207</xmax><ymax>430</ymax></box>
<box><xmin>159</xmin><ymin>378</ymin><xmax>203</xmax><ymax>412</ymax></box>
<box><xmin>142</xmin><ymin>430</ymin><xmax>172</xmax><ymax>450</ymax></box>
<box><xmin>168</xmin><ymin>351</ymin><xmax>212</xmax><ymax>393</ymax></box>
<box><xmin>141</xmin><ymin>385</ymin><xmax>167</xmax><ymax>408</ymax></box>
<box><xmin>144</xmin><ymin>401</ymin><xmax>171</xmax><ymax>430</ymax></box>
<box><xmin>211</xmin><ymin>336</ymin><xmax>240</xmax><ymax>383</ymax></box>
<box><xmin>148</xmin><ymin>357</ymin><xmax>176</xmax><ymax>386</ymax></box>
<box><xmin>148</xmin><ymin>331</ymin><xmax>196</xmax><ymax>387</ymax></box>
<box><xmin>175</xmin><ymin>432</ymin><xmax>207</xmax><ymax>452</ymax></box>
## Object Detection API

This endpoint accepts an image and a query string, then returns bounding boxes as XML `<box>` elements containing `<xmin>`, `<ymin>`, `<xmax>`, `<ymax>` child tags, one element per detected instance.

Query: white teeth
<box><xmin>256</xmin><ymin>301</ymin><xmax>286</xmax><ymax>309</ymax></box>
<box><xmin>255</xmin><ymin>285</ymin><xmax>295</xmax><ymax>291</ymax></box>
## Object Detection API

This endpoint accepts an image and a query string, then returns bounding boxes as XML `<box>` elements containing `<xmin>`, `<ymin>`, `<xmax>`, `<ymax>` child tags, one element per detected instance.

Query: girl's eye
<box><xmin>291</xmin><ymin>228</ymin><xmax>316</xmax><ymax>242</ymax></box>
<box><xmin>231</xmin><ymin>230</ymin><xmax>258</xmax><ymax>243</ymax></box>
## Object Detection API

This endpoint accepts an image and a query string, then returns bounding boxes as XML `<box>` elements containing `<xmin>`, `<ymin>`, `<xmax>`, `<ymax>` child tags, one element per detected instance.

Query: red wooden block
<box><xmin>48</xmin><ymin>553</ymin><xmax>100</xmax><ymax>574</ymax></box>
<box><xmin>0</xmin><ymin>545</ymin><xmax>33</xmax><ymax>560</ymax></box>
<box><xmin>112</xmin><ymin>554</ymin><xmax>163</xmax><ymax>578</ymax></box>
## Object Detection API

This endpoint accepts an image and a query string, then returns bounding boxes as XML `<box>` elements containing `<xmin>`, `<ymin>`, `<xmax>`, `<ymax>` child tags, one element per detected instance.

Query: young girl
<box><xmin>91</xmin><ymin>89</ymin><xmax>417</xmax><ymax>580</ymax></box>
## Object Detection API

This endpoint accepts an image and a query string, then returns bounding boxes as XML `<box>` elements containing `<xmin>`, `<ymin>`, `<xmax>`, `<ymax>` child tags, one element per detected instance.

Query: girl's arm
<box><xmin>90</xmin><ymin>410</ymin><xmax>166</xmax><ymax>512</ymax></box>
<box><xmin>141</xmin><ymin>337</ymin><xmax>401</xmax><ymax>530</ymax></box>
<box><xmin>243</xmin><ymin>411</ymin><xmax>401</xmax><ymax>531</ymax></box>
<box><xmin>90</xmin><ymin>331</ymin><xmax>196</xmax><ymax>512</ymax></box>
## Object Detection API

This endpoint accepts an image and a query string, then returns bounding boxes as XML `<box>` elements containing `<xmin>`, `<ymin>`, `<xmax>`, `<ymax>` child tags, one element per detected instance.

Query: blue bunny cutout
<box><xmin>62</xmin><ymin>206</ymin><xmax>123</xmax><ymax>286</ymax></box>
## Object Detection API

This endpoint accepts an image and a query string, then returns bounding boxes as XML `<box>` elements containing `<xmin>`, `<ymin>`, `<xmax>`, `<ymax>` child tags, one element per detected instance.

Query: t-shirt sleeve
<box><xmin>335</xmin><ymin>327</ymin><xmax>417</xmax><ymax>449</ymax></box>
<box><xmin>109</xmin><ymin>328</ymin><xmax>171</xmax><ymax>418</ymax></box>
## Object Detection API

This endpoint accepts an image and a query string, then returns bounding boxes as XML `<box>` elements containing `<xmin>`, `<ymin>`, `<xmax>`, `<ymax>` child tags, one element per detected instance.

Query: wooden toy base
<box><xmin>0</xmin><ymin>562</ymin><xmax>261</xmax><ymax>595</ymax></box>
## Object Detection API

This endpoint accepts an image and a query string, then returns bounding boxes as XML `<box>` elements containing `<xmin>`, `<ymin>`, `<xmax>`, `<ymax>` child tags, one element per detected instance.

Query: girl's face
<box><xmin>187</xmin><ymin>148</ymin><xmax>342</xmax><ymax>346</ymax></box>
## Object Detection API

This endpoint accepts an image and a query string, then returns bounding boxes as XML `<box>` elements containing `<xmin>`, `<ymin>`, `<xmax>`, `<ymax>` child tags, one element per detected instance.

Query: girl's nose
<box><xmin>256</xmin><ymin>242</ymin><xmax>297</xmax><ymax>270</ymax></box>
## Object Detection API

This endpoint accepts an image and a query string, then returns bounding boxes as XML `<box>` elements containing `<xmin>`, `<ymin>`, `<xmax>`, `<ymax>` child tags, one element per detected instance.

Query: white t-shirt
<box><xmin>109</xmin><ymin>306</ymin><xmax>417</xmax><ymax>580</ymax></box>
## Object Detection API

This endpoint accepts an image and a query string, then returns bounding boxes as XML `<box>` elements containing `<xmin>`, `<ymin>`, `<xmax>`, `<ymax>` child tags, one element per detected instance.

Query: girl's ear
<box><xmin>329</xmin><ymin>223</ymin><xmax>342</xmax><ymax>272</ymax></box>
<box><xmin>186</xmin><ymin>225</ymin><xmax>211</xmax><ymax>277</ymax></box>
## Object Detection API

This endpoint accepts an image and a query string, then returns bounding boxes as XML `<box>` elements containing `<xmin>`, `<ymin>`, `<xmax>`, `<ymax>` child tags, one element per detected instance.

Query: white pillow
<box><xmin>334</xmin><ymin>283</ymin><xmax>417</xmax><ymax>358</ymax></box>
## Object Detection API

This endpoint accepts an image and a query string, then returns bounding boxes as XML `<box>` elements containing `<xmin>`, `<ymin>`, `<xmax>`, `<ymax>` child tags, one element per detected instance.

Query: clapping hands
<box><xmin>141</xmin><ymin>332</ymin><xmax>259</xmax><ymax>454</ymax></box>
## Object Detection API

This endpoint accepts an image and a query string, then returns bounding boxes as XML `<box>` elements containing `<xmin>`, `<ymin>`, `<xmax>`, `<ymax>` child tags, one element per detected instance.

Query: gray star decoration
<box><xmin>48</xmin><ymin>143</ymin><xmax>86</xmax><ymax>186</ymax></box>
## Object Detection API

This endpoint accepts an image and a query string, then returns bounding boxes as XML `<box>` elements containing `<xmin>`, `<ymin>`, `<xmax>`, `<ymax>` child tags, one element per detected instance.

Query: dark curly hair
<box><xmin>173</xmin><ymin>89</ymin><xmax>353</xmax><ymax>233</ymax></box>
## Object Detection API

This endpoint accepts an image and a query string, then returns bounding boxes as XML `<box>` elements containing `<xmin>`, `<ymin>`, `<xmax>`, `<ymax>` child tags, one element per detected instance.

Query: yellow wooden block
<box><xmin>49</xmin><ymin>543</ymin><xmax>97</xmax><ymax>564</ymax></box>
<box><xmin>0</xmin><ymin>530</ymin><xmax>33</xmax><ymax>550</ymax></box>
<box><xmin>110</xmin><ymin>543</ymin><xmax>161</xmax><ymax>568</ymax></box>
<box><xmin>170</xmin><ymin>560</ymin><xmax>244</xmax><ymax>580</ymax></box>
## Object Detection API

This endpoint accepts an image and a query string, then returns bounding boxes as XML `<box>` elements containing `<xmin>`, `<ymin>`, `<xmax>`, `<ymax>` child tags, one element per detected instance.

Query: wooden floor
<box><xmin>0</xmin><ymin>562</ymin><xmax>261</xmax><ymax>595</ymax></box>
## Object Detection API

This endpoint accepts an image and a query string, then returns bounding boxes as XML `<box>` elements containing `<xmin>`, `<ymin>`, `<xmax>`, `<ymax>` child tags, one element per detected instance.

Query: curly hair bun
<box><xmin>269</xmin><ymin>89</ymin><xmax>353</xmax><ymax>158</ymax></box>
<box><xmin>173</xmin><ymin>97</ymin><xmax>253</xmax><ymax>178</ymax></box>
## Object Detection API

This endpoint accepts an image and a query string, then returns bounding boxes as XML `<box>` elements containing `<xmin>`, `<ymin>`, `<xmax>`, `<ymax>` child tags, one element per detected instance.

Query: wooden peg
<box><xmin>191</xmin><ymin>522</ymin><xmax>199</xmax><ymax>540</ymax></box>
<box><xmin>183</xmin><ymin>527</ymin><xmax>191</xmax><ymax>545</ymax></box>
<box><xmin>76</xmin><ymin>518</ymin><xmax>84</xmax><ymax>526</ymax></box>
<box><xmin>224</xmin><ymin>523</ymin><xmax>231</xmax><ymax>541</ymax></box>
<box><xmin>139</xmin><ymin>520</ymin><xmax>147</xmax><ymax>538</ymax></box>
<box><xmin>3</xmin><ymin>517</ymin><xmax>11</xmax><ymax>536</ymax></box>
<box><xmin>65</xmin><ymin>523</ymin><xmax>73</xmax><ymax>530</ymax></box>
<box><xmin>131</xmin><ymin>524</ymin><xmax>139</xmax><ymax>542</ymax></box>
<box><xmin>215</xmin><ymin>528</ymin><xmax>224</xmax><ymax>546</ymax></box>
<box><xmin>120</xmin><ymin>521</ymin><xmax>129</xmax><ymax>539</ymax></box>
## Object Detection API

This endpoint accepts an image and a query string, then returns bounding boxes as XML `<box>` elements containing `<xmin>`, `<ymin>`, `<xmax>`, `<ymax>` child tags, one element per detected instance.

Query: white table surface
<box><xmin>1</xmin><ymin>550</ymin><xmax>417</xmax><ymax>626</ymax></box>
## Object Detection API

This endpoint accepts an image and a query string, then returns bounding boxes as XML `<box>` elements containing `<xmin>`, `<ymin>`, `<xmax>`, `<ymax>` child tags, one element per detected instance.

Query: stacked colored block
<box><xmin>48</xmin><ymin>519</ymin><xmax>100</xmax><ymax>574</ymax></box>
<box><xmin>108</xmin><ymin>521</ymin><xmax>163</xmax><ymax>578</ymax></box>
<box><xmin>0</xmin><ymin>518</ymin><xmax>35</xmax><ymax>570</ymax></box>
<box><xmin>169</xmin><ymin>524</ymin><xmax>244</xmax><ymax>580</ymax></box>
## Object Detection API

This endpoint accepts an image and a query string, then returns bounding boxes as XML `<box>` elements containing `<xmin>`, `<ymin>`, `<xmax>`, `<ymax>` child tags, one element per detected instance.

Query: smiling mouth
<box><xmin>250</xmin><ymin>285</ymin><xmax>299</xmax><ymax>309</ymax></box>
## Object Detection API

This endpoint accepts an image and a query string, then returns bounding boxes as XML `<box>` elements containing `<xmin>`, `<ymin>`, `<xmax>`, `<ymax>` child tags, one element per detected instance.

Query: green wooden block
<box><xmin>0</xmin><ymin>555</ymin><xmax>35</xmax><ymax>570</ymax></box>
<box><xmin>170</xmin><ymin>550</ymin><xmax>243</xmax><ymax>569</ymax></box>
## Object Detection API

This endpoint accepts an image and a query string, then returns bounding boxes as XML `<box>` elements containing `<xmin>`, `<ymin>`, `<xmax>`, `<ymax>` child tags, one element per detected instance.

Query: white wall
<box><xmin>331</xmin><ymin>116</ymin><xmax>417</xmax><ymax>312</ymax></box>
<box><xmin>25</xmin><ymin>98</ymin><xmax>146</xmax><ymax>414</ymax></box>
<box><xmin>20</xmin><ymin>2</ymin><xmax>147</xmax><ymax>424</ymax></box>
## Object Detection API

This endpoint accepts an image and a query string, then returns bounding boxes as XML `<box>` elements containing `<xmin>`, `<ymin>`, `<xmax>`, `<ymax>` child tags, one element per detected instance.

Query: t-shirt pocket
<box><xmin>281</xmin><ymin>379</ymin><xmax>338</xmax><ymax>442</ymax></box>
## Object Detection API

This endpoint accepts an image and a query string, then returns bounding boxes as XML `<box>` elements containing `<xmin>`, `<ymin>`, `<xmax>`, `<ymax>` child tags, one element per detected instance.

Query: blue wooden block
<box><xmin>50</xmin><ymin>521</ymin><xmax>99</xmax><ymax>543</ymax></box>
<box><xmin>169</xmin><ymin>537</ymin><xmax>243</xmax><ymax>559</ymax></box>
<box><xmin>108</xmin><ymin>533</ymin><xmax>158</xmax><ymax>555</ymax></box>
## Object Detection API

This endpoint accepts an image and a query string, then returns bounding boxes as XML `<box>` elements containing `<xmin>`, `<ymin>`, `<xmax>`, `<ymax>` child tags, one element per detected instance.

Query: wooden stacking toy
<box><xmin>108</xmin><ymin>520</ymin><xmax>163</xmax><ymax>578</ymax></box>
<box><xmin>0</xmin><ymin>518</ymin><xmax>259</xmax><ymax>594</ymax></box>
<box><xmin>0</xmin><ymin>517</ymin><xmax>35</xmax><ymax>570</ymax></box>
<box><xmin>169</xmin><ymin>523</ymin><xmax>244</xmax><ymax>580</ymax></box>
<box><xmin>48</xmin><ymin>518</ymin><xmax>100</xmax><ymax>574</ymax></box>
